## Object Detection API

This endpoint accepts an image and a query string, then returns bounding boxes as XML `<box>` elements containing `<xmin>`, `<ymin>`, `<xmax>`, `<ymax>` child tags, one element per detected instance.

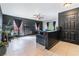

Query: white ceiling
<box><xmin>0</xmin><ymin>3</ymin><xmax>79</xmax><ymax>21</ymax></box>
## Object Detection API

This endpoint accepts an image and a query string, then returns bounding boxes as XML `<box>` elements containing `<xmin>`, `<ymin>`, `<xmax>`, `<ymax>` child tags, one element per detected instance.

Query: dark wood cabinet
<box><xmin>59</xmin><ymin>8</ymin><xmax>79</xmax><ymax>44</ymax></box>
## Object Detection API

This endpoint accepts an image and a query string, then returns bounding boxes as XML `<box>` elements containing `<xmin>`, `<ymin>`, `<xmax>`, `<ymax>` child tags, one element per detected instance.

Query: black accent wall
<box><xmin>2</xmin><ymin>14</ymin><xmax>36</xmax><ymax>38</ymax></box>
<box><xmin>59</xmin><ymin>8</ymin><xmax>79</xmax><ymax>44</ymax></box>
<box><xmin>35</xmin><ymin>21</ymin><xmax>43</xmax><ymax>31</ymax></box>
<box><xmin>22</xmin><ymin>18</ymin><xmax>36</xmax><ymax>35</ymax></box>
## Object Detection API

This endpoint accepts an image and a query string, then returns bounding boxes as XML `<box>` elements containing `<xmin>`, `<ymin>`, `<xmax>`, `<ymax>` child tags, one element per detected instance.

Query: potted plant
<box><xmin>0</xmin><ymin>31</ymin><xmax>8</xmax><ymax>56</ymax></box>
<box><xmin>0</xmin><ymin>41</ymin><xmax>7</xmax><ymax>56</ymax></box>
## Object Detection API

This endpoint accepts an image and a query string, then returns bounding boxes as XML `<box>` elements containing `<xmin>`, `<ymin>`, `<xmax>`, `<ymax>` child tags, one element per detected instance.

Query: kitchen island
<box><xmin>36</xmin><ymin>30</ymin><xmax>59</xmax><ymax>50</ymax></box>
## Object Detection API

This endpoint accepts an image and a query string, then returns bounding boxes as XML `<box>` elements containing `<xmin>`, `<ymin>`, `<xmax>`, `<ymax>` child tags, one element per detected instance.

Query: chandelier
<box><xmin>33</xmin><ymin>14</ymin><xmax>44</xmax><ymax>20</ymax></box>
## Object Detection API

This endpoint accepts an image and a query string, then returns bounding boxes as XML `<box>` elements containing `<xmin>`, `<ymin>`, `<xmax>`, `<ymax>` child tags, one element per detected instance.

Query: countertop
<box><xmin>39</xmin><ymin>30</ymin><xmax>58</xmax><ymax>33</ymax></box>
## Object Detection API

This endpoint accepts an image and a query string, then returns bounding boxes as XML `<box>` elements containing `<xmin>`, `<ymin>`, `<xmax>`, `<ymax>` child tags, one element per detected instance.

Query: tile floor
<box><xmin>4</xmin><ymin>35</ymin><xmax>79</xmax><ymax>56</ymax></box>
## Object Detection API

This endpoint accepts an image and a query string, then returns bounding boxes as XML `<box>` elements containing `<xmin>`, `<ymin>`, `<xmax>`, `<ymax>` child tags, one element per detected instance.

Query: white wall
<box><xmin>0</xmin><ymin>7</ymin><xmax>2</xmax><ymax>41</ymax></box>
<box><xmin>1</xmin><ymin>3</ymin><xmax>79</xmax><ymax>27</ymax></box>
<box><xmin>0</xmin><ymin>3</ymin><xmax>59</xmax><ymax>20</ymax></box>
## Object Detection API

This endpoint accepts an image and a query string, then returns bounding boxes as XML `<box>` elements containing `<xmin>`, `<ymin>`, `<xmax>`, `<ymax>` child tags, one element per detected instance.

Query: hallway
<box><xmin>4</xmin><ymin>35</ymin><xmax>36</xmax><ymax>56</ymax></box>
<box><xmin>4</xmin><ymin>35</ymin><xmax>57</xmax><ymax>56</ymax></box>
<box><xmin>4</xmin><ymin>35</ymin><xmax>79</xmax><ymax>56</ymax></box>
